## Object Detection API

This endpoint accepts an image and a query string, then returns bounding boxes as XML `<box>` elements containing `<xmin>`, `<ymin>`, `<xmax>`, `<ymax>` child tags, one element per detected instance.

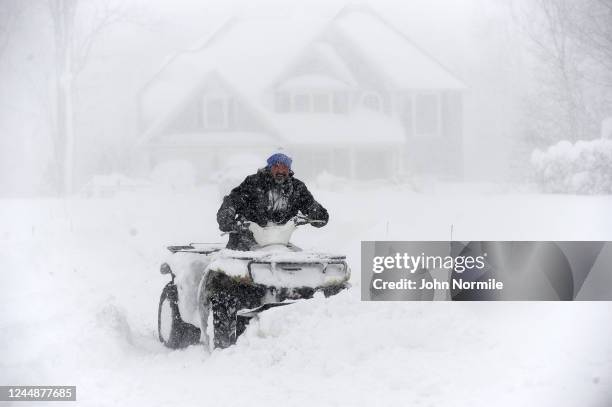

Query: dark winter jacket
<box><xmin>217</xmin><ymin>168</ymin><xmax>329</xmax><ymax>250</ymax></box>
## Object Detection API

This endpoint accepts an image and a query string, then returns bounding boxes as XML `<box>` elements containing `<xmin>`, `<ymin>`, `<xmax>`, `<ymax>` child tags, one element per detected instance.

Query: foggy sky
<box><xmin>0</xmin><ymin>0</ymin><xmax>567</xmax><ymax>195</ymax></box>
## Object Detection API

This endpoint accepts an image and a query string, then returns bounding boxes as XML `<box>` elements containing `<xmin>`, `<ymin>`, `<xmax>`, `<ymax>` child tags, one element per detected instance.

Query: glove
<box><xmin>293</xmin><ymin>216</ymin><xmax>310</xmax><ymax>226</ymax></box>
<box><xmin>217</xmin><ymin>204</ymin><xmax>237</xmax><ymax>232</ymax></box>
<box><xmin>234</xmin><ymin>218</ymin><xmax>251</xmax><ymax>233</ymax></box>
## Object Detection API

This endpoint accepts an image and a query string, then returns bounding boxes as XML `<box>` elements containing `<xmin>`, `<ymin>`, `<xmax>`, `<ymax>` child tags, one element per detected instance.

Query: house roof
<box><xmin>139</xmin><ymin>16</ymin><xmax>325</xmax><ymax>136</ymax></box>
<box><xmin>138</xmin><ymin>6</ymin><xmax>466</xmax><ymax>145</ymax></box>
<box><xmin>334</xmin><ymin>10</ymin><xmax>466</xmax><ymax>90</ymax></box>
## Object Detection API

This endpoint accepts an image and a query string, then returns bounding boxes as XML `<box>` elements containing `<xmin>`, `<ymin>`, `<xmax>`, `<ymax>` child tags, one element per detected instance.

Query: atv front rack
<box><xmin>246</xmin><ymin>259</ymin><xmax>348</xmax><ymax>280</ymax></box>
<box><xmin>167</xmin><ymin>243</ymin><xmax>224</xmax><ymax>254</ymax></box>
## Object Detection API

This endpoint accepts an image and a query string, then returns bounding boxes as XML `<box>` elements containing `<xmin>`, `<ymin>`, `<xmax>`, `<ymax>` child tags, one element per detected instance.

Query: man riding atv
<box><xmin>157</xmin><ymin>152</ymin><xmax>348</xmax><ymax>350</ymax></box>
<box><xmin>217</xmin><ymin>152</ymin><xmax>329</xmax><ymax>250</ymax></box>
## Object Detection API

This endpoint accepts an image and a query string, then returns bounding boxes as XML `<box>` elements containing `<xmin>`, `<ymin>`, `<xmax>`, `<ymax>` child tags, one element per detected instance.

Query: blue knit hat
<box><xmin>266</xmin><ymin>153</ymin><xmax>292</xmax><ymax>169</ymax></box>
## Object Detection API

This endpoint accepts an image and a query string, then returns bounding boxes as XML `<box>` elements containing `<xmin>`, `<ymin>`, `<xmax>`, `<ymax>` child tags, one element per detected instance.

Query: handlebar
<box><xmin>221</xmin><ymin>215</ymin><xmax>323</xmax><ymax>235</ymax></box>
<box><xmin>292</xmin><ymin>215</ymin><xmax>325</xmax><ymax>226</ymax></box>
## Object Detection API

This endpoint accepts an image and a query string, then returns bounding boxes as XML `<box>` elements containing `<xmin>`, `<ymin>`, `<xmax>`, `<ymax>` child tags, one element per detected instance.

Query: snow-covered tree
<box><xmin>514</xmin><ymin>0</ymin><xmax>612</xmax><ymax>146</ymax></box>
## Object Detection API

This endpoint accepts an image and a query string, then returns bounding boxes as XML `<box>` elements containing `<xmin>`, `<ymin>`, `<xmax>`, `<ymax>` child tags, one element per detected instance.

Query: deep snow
<box><xmin>1</xmin><ymin>183</ymin><xmax>611</xmax><ymax>406</ymax></box>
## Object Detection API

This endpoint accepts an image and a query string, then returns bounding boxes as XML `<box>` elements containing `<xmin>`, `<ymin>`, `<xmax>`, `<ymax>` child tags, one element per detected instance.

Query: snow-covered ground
<box><xmin>1</xmin><ymin>183</ymin><xmax>611</xmax><ymax>406</ymax></box>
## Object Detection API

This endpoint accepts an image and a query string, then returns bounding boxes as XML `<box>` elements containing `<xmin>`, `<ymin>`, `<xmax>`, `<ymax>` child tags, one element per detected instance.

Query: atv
<box><xmin>157</xmin><ymin>216</ymin><xmax>350</xmax><ymax>349</ymax></box>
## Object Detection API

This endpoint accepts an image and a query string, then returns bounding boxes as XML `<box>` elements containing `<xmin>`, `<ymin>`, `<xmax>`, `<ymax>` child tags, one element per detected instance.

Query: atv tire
<box><xmin>210</xmin><ymin>291</ymin><xmax>248</xmax><ymax>349</ymax></box>
<box><xmin>158</xmin><ymin>282</ymin><xmax>201</xmax><ymax>349</ymax></box>
<box><xmin>205</xmin><ymin>271</ymin><xmax>265</xmax><ymax>349</ymax></box>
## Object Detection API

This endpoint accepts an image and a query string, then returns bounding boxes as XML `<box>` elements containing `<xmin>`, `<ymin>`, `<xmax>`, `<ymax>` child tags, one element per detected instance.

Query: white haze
<box><xmin>1</xmin><ymin>2</ymin><xmax>612</xmax><ymax>406</ymax></box>
<box><xmin>0</xmin><ymin>0</ymin><xmax>584</xmax><ymax>195</ymax></box>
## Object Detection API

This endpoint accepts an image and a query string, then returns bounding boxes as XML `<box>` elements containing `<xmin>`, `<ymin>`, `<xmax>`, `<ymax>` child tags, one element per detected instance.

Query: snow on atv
<box><xmin>157</xmin><ymin>215</ymin><xmax>350</xmax><ymax>349</ymax></box>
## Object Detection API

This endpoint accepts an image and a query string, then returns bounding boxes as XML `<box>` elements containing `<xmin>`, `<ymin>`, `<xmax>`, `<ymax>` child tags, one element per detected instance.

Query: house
<box><xmin>136</xmin><ymin>5</ymin><xmax>466</xmax><ymax>182</ymax></box>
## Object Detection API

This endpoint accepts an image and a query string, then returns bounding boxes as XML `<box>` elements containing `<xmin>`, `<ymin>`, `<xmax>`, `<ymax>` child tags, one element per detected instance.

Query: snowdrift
<box><xmin>2</xmin><ymin>187</ymin><xmax>612</xmax><ymax>406</ymax></box>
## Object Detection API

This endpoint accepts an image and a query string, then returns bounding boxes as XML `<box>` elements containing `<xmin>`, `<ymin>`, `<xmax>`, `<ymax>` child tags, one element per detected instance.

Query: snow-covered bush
<box><xmin>531</xmin><ymin>139</ymin><xmax>612</xmax><ymax>194</ymax></box>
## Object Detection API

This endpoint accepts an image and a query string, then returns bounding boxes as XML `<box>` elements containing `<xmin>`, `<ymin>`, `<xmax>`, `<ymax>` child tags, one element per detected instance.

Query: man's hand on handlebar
<box><xmin>234</xmin><ymin>217</ymin><xmax>251</xmax><ymax>233</ymax></box>
<box><xmin>293</xmin><ymin>215</ymin><xmax>326</xmax><ymax>226</ymax></box>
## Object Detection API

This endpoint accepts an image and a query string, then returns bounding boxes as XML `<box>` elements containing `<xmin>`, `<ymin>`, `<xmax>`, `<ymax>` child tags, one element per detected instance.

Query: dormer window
<box><xmin>275</xmin><ymin>74</ymin><xmax>352</xmax><ymax>114</ymax></box>
<box><xmin>361</xmin><ymin>92</ymin><xmax>383</xmax><ymax>112</ymax></box>
<box><xmin>275</xmin><ymin>91</ymin><xmax>346</xmax><ymax>114</ymax></box>
<box><xmin>203</xmin><ymin>95</ymin><xmax>230</xmax><ymax>129</ymax></box>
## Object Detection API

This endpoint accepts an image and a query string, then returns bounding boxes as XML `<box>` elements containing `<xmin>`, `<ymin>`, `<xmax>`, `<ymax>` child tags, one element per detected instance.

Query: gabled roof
<box><xmin>138</xmin><ymin>5</ymin><xmax>466</xmax><ymax>144</ymax></box>
<box><xmin>139</xmin><ymin>70</ymin><xmax>282</xmax><ymax>144</ymax></box>
<box><xmin>332</xmin><ymin>6</ymin><xmax>466</xmax><ymax>90</ymax></box>
<box><xmin>138</xmin><ymin>16</ymin><xmax>326</xmax><ymax>141</ymax></box>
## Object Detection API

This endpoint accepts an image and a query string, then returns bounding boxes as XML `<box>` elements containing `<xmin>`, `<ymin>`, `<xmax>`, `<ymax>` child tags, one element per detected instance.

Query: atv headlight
<box><xmin>324</xmin><ymin>262</ymin><xmax>348</xmax><ymax>277</ymax></box>
<box><xmin>276</xmin><ymin>262</ymin><xmax>325</xmax><ymax>274</ymax></box>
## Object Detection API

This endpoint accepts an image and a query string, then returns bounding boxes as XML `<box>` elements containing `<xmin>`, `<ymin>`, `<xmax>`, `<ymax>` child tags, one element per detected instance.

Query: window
<box><xmin>203</xmin><ymin>96</ymin><xmax>230</xmax><ymax>129</ymax></box>
<box><xmin>293</xmin><ymin>94</ymin><xmax>310</xmax><ymax>113</ymax></box>
<box><xmin>277</xmin><ymin>92</ymin><xmax>337</xmax><ymax>113</ymax></box>
<box><xmin>415</xmin><ymin>94</ymin><xmax>439</xmax><ymax>136</ymax></box>
<box><xmin>361</xmin><ymin>92</ymin><xmax>383</xmax><ymax>112</ymax></box>
<box><xmin>312</xmin><ymin>93</ymin><xmax>331</xmax><ymax>113</ymax></box>
<box><xmin>333</xmin><ymin>93</ymin><xmax>349</xmax><ymax>114</ymax></box>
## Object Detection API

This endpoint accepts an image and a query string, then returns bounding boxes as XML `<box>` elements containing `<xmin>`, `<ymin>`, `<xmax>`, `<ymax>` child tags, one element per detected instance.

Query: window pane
<box><xmin>415</xmin><ymin>94</ymin><xmax>438</xmax><ymax>135</ymax></box>
<box><xmin>275</xmin><ymin>93</ymin><xmax>290</xmax><ymax>113</ymax></box>
<box><xmin>333</xmin><ymin>93</ymin><xmax>349</xmax><ymax>114</ymax></box>
<box><xmin>293</xmin><ymin>94</ymin><xmax>310</xmax><ymax>112</ymax></box>
<box><xmin>205</xmin><ymin>98</ymin><xmax>227</xmax><ymax>128</ymax></box>
<box><xmin>313</xmin><ymin>94</ymin><xmax>330</xmax><ymax>113</ymax></box>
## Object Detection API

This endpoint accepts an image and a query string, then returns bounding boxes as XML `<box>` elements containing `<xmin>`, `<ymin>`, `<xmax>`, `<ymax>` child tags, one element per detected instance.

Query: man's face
<box><xmin>270</xmin><ymin>163</ymin><xmax>289</xmax><ymax>184</ymax></box>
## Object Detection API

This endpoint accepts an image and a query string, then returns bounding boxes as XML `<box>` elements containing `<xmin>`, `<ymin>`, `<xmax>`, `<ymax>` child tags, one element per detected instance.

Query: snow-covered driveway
<box><xmin>2</xmin><ymin>185</ymin><xmax>611</xmax><ymax>406</ymax></box>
